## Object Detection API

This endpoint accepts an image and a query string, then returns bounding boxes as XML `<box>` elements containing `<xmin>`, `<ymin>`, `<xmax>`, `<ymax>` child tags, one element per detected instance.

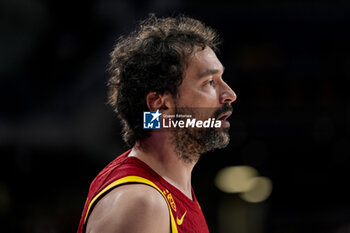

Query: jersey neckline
<box><xmin>120</xmin><ymin>149</ymin><xmax>201</xmax><ymax>211</ymax></box>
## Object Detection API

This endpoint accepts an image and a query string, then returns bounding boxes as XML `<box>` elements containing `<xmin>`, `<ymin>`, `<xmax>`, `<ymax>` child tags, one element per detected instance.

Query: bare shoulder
<box><xmin>86</xmin><ymin>184</ymin><xmax>170</xmax><ymax>233</ymax></box>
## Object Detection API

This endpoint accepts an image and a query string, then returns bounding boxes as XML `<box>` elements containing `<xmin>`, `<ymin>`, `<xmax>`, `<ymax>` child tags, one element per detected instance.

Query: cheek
<box><xmin>197</xmin><ymin>88</ymin><xmax>219</xmax><ymax>103</ymax></box>
<box><xmin>178</xmin><ymin>86</ymin><xmax>219</xmax><ymax>108</ymax></box>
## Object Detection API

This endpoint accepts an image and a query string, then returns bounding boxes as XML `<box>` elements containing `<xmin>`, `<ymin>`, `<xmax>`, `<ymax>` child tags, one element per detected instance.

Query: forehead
<box><xmin>185</xmin><ymin>46</ymin><xmax>223</xmax><ymax>78</ymax></box>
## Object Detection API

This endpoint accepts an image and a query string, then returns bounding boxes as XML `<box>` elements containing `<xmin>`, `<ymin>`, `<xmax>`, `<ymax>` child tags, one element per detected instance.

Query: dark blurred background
<box><xmin>1</xmin><ymin>0</ymin><xmax>350</xmax><ymax>232</ymax></box>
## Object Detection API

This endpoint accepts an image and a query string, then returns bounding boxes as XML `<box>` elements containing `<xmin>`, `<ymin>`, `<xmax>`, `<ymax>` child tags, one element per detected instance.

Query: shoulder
<box><xmin>86</xmin><ymin>184</ymin><xmax>170</xmax><ymax>233</ymax></box>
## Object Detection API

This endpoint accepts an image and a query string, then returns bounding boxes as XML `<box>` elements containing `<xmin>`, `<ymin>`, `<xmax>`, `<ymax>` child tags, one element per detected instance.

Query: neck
<box><xmin>128</xmin><ymin>132</ymin><xmax>195</xmax><ymax>200</ymax></box>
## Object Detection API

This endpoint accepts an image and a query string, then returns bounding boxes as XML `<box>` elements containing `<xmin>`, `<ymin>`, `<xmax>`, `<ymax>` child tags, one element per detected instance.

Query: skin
<box><xmin>86</xmin><ymin>46</ymin><xmax>236</xmax><ymax>233</ymax></box>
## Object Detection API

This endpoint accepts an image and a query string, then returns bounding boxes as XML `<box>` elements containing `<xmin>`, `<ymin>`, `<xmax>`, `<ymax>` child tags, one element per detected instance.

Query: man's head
<box><xmin>169</xmin><ymin>46</ymin><xmax>236</xmax><ymax>163</ymax></box>
<box><xmin>108</xmin><ymin>15</ymin><xmax>223</xmax><ymax>146</ymax></box>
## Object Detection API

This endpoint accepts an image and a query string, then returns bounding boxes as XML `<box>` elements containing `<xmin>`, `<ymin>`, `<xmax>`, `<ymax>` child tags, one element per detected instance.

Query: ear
<box><xmin>146</xmin><ymin>92</ymin><xmax>175</xmax><ymax>111</ymax></box>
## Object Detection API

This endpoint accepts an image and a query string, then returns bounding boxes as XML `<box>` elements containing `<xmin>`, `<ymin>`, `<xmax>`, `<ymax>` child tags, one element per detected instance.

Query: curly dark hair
<box><xmin>107</xmin><ymin>14</ymin><xmax>220</xmax><ymax>146</ymax></box>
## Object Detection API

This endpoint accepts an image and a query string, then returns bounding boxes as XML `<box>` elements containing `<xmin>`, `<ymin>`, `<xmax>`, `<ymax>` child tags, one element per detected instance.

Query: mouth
<box><xmin>217</xmin><ymin>111</ymin><xmax>232</xmax><ymax>121</ymax></box>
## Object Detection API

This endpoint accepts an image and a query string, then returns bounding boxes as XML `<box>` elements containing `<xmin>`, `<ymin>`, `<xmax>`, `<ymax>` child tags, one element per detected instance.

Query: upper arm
<box><xmin>85</xmin><ymin>184</ymin><xmax>170</xmax><ymax>233</ymax></box>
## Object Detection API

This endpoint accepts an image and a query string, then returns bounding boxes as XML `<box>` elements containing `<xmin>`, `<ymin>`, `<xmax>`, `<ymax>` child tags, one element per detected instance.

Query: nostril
<box><xmin>222</xmin><ymin>91</ymin><xmax>236</xmax><ymax>104</ymax></box>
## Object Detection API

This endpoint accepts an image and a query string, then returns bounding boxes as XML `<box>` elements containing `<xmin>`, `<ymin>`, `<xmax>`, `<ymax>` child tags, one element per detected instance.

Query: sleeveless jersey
<box><xmin>77</xmin><ymin>150</ymin><xmax>210</xmax><ymax>233</ymax></box>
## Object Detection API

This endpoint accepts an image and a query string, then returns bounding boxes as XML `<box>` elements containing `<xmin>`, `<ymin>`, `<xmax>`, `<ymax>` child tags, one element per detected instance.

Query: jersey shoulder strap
<box><xmin>84</xmin><ymin>175</ymin><xmax>178</xmax><ymax>233</ymax></box>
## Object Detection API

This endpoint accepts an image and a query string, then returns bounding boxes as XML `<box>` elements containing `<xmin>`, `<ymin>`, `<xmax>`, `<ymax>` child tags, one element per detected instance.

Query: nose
<box><xmin>219</xmin><ymin>81</ymin><xmax>237</xmax><ymax>104</ymax></box>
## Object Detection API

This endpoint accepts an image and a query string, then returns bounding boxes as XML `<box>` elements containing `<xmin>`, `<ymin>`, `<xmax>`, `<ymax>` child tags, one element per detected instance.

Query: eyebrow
<box><xmin>197</xmin><ymin>66</ymin><xmax>225</xmax><ymax>79</ymax></box>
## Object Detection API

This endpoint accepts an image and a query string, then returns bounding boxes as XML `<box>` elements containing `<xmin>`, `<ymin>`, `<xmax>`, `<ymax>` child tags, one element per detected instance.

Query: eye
<box><xmin>206</xmin><ymin>80</ymin><xmax>214</xmax><ymax>86</ymax></box>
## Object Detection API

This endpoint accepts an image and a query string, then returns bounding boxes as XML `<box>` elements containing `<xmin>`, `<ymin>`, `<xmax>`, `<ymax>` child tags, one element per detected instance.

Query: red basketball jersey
<box><xmin>77</xmin><ymin>150</ymin><xmax>210</xmax><ymax>233</ymax></box>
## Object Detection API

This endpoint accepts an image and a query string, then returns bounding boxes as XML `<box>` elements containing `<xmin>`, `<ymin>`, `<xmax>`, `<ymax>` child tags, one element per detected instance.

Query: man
<box><xmin>77</xmin><ymin>15</ymin><xmax>236</xmax><ymax>233</ymax></box>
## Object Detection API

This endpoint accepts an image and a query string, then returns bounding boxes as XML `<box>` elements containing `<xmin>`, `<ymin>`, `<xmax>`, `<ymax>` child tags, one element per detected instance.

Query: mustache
<box><xmin>213</xmin><ymin>104</ymin><xmax>233</xmax><ymax>119</ymax></box>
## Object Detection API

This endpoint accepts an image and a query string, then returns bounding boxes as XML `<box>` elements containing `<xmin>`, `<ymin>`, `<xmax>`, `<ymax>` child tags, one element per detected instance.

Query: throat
<box><xmin>129</xmin><ymin>145</ymin><xmax>194</xmax><ymax>200</ymax></box>
<box><xmin>163</xmin><ymin>176</ymin><xmax>193</xmax><ymax>200</ymax></box>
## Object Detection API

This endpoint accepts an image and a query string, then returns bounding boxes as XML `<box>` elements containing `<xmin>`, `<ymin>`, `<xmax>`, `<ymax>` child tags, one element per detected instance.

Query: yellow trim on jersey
<box><xmin>84</xmin><ymin>176</ymin><xmax>178</xmax><ymax>233</ymax></box>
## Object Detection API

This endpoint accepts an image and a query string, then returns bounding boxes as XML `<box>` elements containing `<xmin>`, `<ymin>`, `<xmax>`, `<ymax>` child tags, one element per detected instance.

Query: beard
<box><xmin>171</xmin><ymin>104</ymin><xmax>233</xmax><ymax>164</ymax></box>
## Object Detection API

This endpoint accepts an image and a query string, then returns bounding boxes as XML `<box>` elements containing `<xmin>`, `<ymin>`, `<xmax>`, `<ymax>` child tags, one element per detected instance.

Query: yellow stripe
<box><xmin>84</xmin><ymin>176</ymin><xmax>178</xmax><ymax>233</ymax></box>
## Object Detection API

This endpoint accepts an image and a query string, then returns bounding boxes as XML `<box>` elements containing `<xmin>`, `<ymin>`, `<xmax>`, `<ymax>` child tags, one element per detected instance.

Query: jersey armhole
<box><xmin>84</xmin><ymin>176</ymin><xmax>178</xmax><ymax>233</ymax></box>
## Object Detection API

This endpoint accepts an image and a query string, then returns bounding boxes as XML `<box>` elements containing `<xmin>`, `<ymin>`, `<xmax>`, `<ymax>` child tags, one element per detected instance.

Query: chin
<box><xmin>220</xmin><ymin>135</ymin><xmax>230</xmax><ymax>148</ymax></box>
<box><xmin>211</xmin><ymin>129</ymin><xmax>230</xmax><ymax>150</ymax></box>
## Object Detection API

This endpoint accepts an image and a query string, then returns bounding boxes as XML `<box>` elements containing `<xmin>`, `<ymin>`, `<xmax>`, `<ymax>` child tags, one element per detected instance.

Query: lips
<box><xmin>217</xmin><ymin>111</ymin><xmax>232</xmax><ymax>121</ymax></box>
